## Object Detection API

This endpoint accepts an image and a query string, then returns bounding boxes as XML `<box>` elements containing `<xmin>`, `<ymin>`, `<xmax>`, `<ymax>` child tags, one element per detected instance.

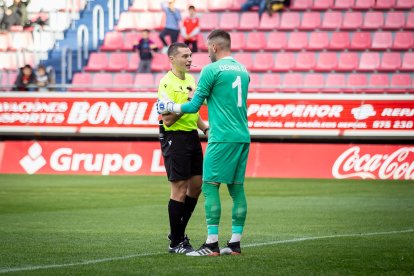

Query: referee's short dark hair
<box><xmin>207</xmin><ymin>29</ymin><xmax>231</xmax><ymax>50</ymax></box>
<box><xmin>167</xmin><ymin>42</ymin><xmax>189</xmax><ymax>57</ymax></box>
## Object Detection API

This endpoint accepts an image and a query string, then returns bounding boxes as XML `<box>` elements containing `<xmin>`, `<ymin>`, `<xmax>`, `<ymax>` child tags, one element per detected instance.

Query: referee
<box><xmin>158</xmin><ymin>42</ymin><xmax>209</xmax><ymax>254</ymax></box>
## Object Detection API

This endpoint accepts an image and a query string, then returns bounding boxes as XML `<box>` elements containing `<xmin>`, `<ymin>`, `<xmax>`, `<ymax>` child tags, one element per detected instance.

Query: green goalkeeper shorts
<box><xmin>203</xmin><ymin>142</ymin><xmax>250</xmax><ymax>184</ymax></box>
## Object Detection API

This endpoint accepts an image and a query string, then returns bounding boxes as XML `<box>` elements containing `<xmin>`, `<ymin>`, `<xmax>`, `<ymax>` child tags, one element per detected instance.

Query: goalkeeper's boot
<box><xmin>186</xmin><ymin>242</ymin><xmax>220</xmax><ymax>256</ymax></box>
<box><xmin>220</xmin><ymin>241</ymin><xmax>241</xmax><ymax>255</ymax></box>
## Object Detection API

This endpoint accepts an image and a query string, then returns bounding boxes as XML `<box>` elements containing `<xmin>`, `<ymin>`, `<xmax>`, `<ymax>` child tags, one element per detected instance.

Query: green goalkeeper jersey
<box><xmin>181</xmin><ymin>56</ymin><xmax>250</xmax><ymax>143</ymax></box>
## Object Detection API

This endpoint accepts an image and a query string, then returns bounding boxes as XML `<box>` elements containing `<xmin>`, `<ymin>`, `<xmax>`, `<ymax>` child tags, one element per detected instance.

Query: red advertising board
<box><xmin>0</xmin><ymin>141</ymin><xmax>412</xmax><ymax>180</ymax></box>
<box><xmin>0</xmin><ymin>92</ymin><xmax>413</xmax><ymax>138</ymax></box>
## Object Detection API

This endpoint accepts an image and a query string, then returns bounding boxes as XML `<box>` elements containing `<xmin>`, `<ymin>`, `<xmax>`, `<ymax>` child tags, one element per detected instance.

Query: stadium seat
<box><xmin>245</xmin><ymin>32</ymin><xmax>266</xmax><ymax>51</ymax></box>
<box><xmin>252</xmin><ymin>53</ymin><xmax>274</xmax><ymax>72</ymax></box>
<box><xmin>230</xmin><ymin>32</ymin><xmax>245</xmax><ymax>51</ymax></box>
<box><xmin>191</xmin><ymin>1</ymin><xmax>209</xmax><ymax>11</ymax></box>
<box><xmin>111</xmin><ymin>73</ymin><xmax>134</xmax><ymax>92</ymax></box>
<box><xmin>116</xmin><ymin>12</ymin><xmax>135</xmax><ymax>31</ymax></box>
<box><xmin>148</xmin><ymin>0</ymin><xmax>162</xmax><ymax>11</ymax></box>
<box><xmin>200</xmin><ymin>13</ymin><xmax>219</xmax><ymax>30</ymax></box>
<box><xmin>299</xmin><ymin>12</ymin><xmax>321</xmax><ymax>30</ymax></box>
<box><xmin>151</xmin><ymin>53</ymin><xmax>170</xmax><ymax>72</ymax></box>
<box><xmin>130</xmin><ymin>0</ymin><xmax>149</xmax><ymax>11</ymax></box>
<box><xmin>295</xmin><ymin>52</ymin><xmax>316</xmax><ymax>71</ymax></box>
<box><xmin>208</xmin><ymin>0</ymin><xmax>232</xmax><ymax>11</ymax></box>
<box><xmin>234</xmin><ymin>53</ymin><xmax>253</xmax><ymax>70</ymax></box>
<box><xmin>106</xmin><ymin>53</ymin><xmax>128</xmax><ymax>71</ymax></box>
<box><xmin>338</xmin><ymin>52</ymin><xmax>359</xmax><ymax>71</ymax></box>
<box><xmin>260</xmin><ymin>73</ymin><xmax>281</xmax><ymax>92</ymax></box>
<box><xmin>101</xmin><ymin>32</ymin><xmax>124</xmax><ymax>51</ymax></box>
<box><xmin>10</xmin><ymin>32</ymin><xmax>34</xmax><ymax>51</ymax></box>
<box><xmin>313</xmin><ymin>0</ymin><xmax>334</xmax><ymax>10</ymax></box>
<box><xmin>384</xmin><ymin>12</ymin><xmax>405</xmax><ymax>29</ymax></box>
<box><xmin>354</xmin><ymin>0</ymin><xmax>375</xmax><ymax>9</ymax></box>
<box><xmin>406</xmin><ymin>12</ymin><xmax>414</xmax><ymax>29</ymax></box>
<box><xmin>393</xmin><ymin>32</ymin><xmax>414</xmax><ymax>50</ymax></box>
<box><xmin>258</xmin><ymin>13</ymin><xmax>279</xmax><ymax>30</ymax></box>
<box><xmin>84</xmin><ymin>53</ymin><xmax>108</xmax><ymax>71</ymax></box>
<box><xmin>315</xmin><ymin>52</ymin><xmax>338</xmax><ymax>71</ymax></box>
<box><xmin>303</xmin><ymin>74</ymin><xmax>325</xmax><ymax>93</ymax></box>
<box><xmin>92</xmin><ymin>73</ymin><xmax>113</xmax><ymax>91</ymax></box>
<box><xmin>372</xmin><ymin>32</ymin><xmax>392</xmax><ymax>50</ymax></box>
<box><xmin>134</xmin><ymin>73</ymin><xmax>155</xmax><ymax>91</ymax></box>
<box><xmin>396</xmin><ymin>0</ymin><xmax>414</xmax><ymax>9</ymax></box>
<box><xmin>342</xmin><ymin>12</ymin><xmax>363</xmax><ymax>30</ymax></box>
<box><xmin>279</xmin><ymin>12</ymin><xmax>300</xmax><ymax>30</ymax></box>
<box><xmin>283</xmin><ymin>73</ymin><xmax>304</xmax><ymax>92</ymax></box>
<box><xmin>249</xmin><ymin>73</ymin><xmax>260</xmax><ymax>92</ymax></box>
<box><xmin>239</xmin><ymin>12</ymin><xmax>259</xmax><ymax>30</ymax></box>
<box><xmin>122</xmin><ymin>32</ymin><xmax>140</xmax><ymax>51</ymax></box>
<box><xmin>70</xmin><ymin>73</ymin><xmax>93</xmax><ymax>91</ymax></box>
<box><xmin>325</xmin><ymin>73</ymin><xmax>346</xmax><ymax>93</ymax></box>
<box><xmin>379</xmin><ymin>52</ymin><xmax>402</xmax><ymax>71</ymax></box>
<box><xmin>375</xmin><ymin>0</ymin><xmax>396</xmax><ymax>9</ymax></box>
<box><xmin>308</xmin><ymin>32</ymin><xmax>329</xmax><ymax>50</ymax></box>
<box><xmin>350</xmin><ymin>32</ymin><xmax>372</xmax><ymax>50</ymax></box>
<box><xmin>191</xmin><ymin>53</ymin><xmax>211</xmax><ymax>72</ymax></box>
<box><xmin>390</xmin><ymin>74</ymin><xmax>411</xmax><ymax>92</ymax></box>
<box><xmin>362</xmin><ymin>12</ymin><xmax>384</xmax><ymax>29</ymax></box>
<box><xmin>219</xmin><ymin>13</ymin><xmax>239</xmax><ymax>30</ymax></box>
<box><xmin>0</xmin><ymin>33</ymin><xmax>11</xmax><ymax>51</ymax></box>
<box><xmin>266</xmin><ymin>32</ymin><xmax>287</xmax><ymax>50</ymax></box>
<box><xmin>230</xmin><ymin>0</ymin><xmax>247</xmax><ymax>10</ymax></box>
<box><xmin>329</xmin><ymin>32</ymin><xmax>350</xmax><ymax>50</ymax></box>
<box><xmin>197</xmin><ymin>33</ymin><xmax>208</xmax><ymax>51</ymax></box>
<box><xmin>287</xmin><ymin>32</ymin><xmax>308</xmax><ymax>50</ymax></box>
<box><xmin>401</xmin><ymin>52</ymin><xmax>414</xmax><ymax>71</ymax></box>
<box><xmin>333</xmin><ymin>0</ymin><xmax>354</xmax><ymax>9</ymax></box>
<box><xmin>135</xmin><ymin>13</ymin><xmax>160</xmax><ymax>30</ymax></box>
<box><xmin>358</xmin><ymin>52</ymin><xmax>380</xmax><ymax>71</ymax></box>
<box><xmin>346</xmin><ymin>74</ymin><xmax>368</xmax><ymax>93</ymax></box>
<box><xmin>290</xmin><ymin>0</ymin><xmax>313</xmax><ymax>10</ymax></box>
<box><xmin>127</xmin><ymin>54</ymin><xmax>139</xmax><ymax>71</ymax></box>
<box><xmin>273</xmin><ymin>53</ymin><xmax>295</xmax><ymax>71</ymax></box>
<box><xmin>368</xmin><ymin>74</ymin><xmax>389</xmax><ymax>93</ymax></box>
<box><xmin>321</xmin><ymin>12</ymin><xmax>342</xmax><ymax>30</ymax></box>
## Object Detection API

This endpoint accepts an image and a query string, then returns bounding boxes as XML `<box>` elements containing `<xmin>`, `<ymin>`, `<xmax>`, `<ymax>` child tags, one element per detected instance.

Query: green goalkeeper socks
<box><xmin>203</xmin><ymin>182</ymin><xmax>221</xmax><ymax>235</ymax></box>
<box><xmin>228</xmin><ymin>183</ymin><xmax>247</xmax><ymax>230</ymax></box>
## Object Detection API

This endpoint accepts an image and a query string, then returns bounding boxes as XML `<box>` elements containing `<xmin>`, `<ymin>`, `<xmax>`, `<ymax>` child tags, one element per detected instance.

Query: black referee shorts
<box><xmin>160</xmin><ymin>129</ymin><xmax>203</xmax><ymax>182</ymax></box>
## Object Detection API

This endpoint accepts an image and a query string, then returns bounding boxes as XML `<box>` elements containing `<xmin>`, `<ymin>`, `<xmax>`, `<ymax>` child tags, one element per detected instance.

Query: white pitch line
<box><xmin>1</xmin><ymin>229</ymin><xmax>413</xmax><ymax>274</ymax></box>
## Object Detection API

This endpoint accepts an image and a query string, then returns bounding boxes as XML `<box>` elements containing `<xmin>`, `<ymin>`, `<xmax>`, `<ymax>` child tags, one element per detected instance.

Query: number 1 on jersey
<box><xmin>232</xmin><ymin>75</ymin><xmax>242</xmax><ymax>107</ymax></box>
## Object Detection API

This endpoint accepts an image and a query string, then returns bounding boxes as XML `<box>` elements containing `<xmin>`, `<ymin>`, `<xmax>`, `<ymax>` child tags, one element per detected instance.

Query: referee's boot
<box><xmin>220</xmin><ymin>241</ymin><xmax>241</xmax><ymax>255</ymax></box>
<box><xmin>168</xmin><ymin>234</ymin><xmax>194</xmax><ymax>254</ymax></box>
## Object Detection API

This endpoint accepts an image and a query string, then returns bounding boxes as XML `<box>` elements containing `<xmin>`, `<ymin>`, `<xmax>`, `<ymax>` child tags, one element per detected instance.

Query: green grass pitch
<box><xmin>0</xmin><ymin>174</ymin><xmax>413</xmax><ymax>275</ymax></box>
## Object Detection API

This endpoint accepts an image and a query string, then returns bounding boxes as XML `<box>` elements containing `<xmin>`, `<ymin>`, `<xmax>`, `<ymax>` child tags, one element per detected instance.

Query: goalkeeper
<box><xmin>158</xmin><ymin>29</ymin><xmax>250</xmax><ymax>256</ymax></box>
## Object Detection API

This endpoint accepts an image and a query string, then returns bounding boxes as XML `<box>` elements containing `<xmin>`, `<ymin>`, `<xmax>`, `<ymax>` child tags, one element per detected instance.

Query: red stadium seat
<box><xmin>191</xmin><ymin>53</ymin><xmax>210</xmax><ymax>72</ymax></box>
<box><xmin>406</xmin><ymin>12</ymin><xmax>414</xmax><ymax>29</ymax></box>
<box><xmin>368</xmin><ymin>74</ymin><xmax>389</xmax><ymax>93</ymax></box>
<box><xmin>283</xmin><ymin>73</ymin><xmax>304</xmax><ymax>92</ymax></box>
<box><xmin>401</xmin><ymin>52</ymin><xmax>414</xmax><ymax>71</ymax></box>
<box><xmin>127</xmin><ymin>54</ymin><xmax>139</xmax><ymax>71</ymax></box>
<box><xmin>197</xmin><ymin>33</ymin><xmax>207</xmax><ymax>51</ymax></box>
<box><xmin>260</xmin><ymin>73</ymin><xmax>281</xmax><ymax>92</ymax></box>
<box><xmin>299</xmin><ymin>12</ymin><xmax>321</xmax><ymax>30</ymax></box>
<box><xmin>101</xmin><ymin>32</ymin><xmax>124</xmax><ymax>51</ymax></box>
<box><xmin>303</xmin><ymin>74</ymin><xmax>325</xmax><ymax>92</ymax></box>
<box><xmin>208</xmin><ymin>0</ymin><xmax>232</xmax><ymax>11</ymax></box>
<box><xmin>354</xmin><ymin>0</ymin><xmax>375</xmax><ymax>9</ymax></box>
<box><xmin>70</xmin><ymin>73</ymin><xmax>93</xmax><ymax>91</ymax></box>
<box><xmin>372</xmin><ymin>32</ymin><xmax>392</xmax><ymax>50</ymax></box>
<box><xmin>313</xmin><ymin>0</ymin><xmax>334</xmax><ymax>10</ymax></box>
<box><xmin>287</xmin><ymin>32</ymin><xmax>308</xmax><ymax>50</ymax></box>
<box><xmin>239</xmin><ymin>12</ymin><xmax>260</xmax><ymax>30</ymax></box>
<box><xmin>10</xmin><ymin>31</ymin><xmax>33</xmax><ymax>51</ymax></box>
<box><xmin>295</xmin><ymin>52</ymin><xmax>316</xmax><ymax>71</ymax></box>
<box><xmin>358</xmin><ymin>52</ymin><xmax>380</xmax><ymax>71</ymax></box>
<box><xmin>396</xmin><ymin>0</ymin><xmax>414</xmax><ymax>9</ymax></box>
<box><xmin>325</xmin><ymin>73</ymin><xmax>346</xmax><ymax>93</ymax></box>
<box><xmin>136</xmin><ymin>13</ymin><xmax>160</xmax><ymax>30</ymax></box>
<box><xmin>199</xmin><ymin>13</ymin><xmax>219</xmax><ymax>30</ymax></box>
<box><xmin>315</xmin><ymin>52</ymin><xmax>338</xmax><ymax>71</ymax></box>
<box><xmin>384</xmin><ymin>12</ymin><xmax>405</xmax><ymax>29</ymax></box>
<box><xmin>230</xmin><ymin>0</ymin><xmax>246</xmax><ymax>10</ymax></box>
<box><xmin>258</xmin><ymin>13</ymin><xmax>280</xmax><ymax>30</ymax></box>
<box><xmin>134</xmin><ymin>73</ymin><xmax>155</xmax><ymax>91</ymax></box>
<box><xmin>362</xmin><ymin>12</ymin><xmax>384</xmax><ymax>29</ymax></box>
<box><xmin>321</xmin><ymin>12</ymin><xmax>342</xmax><ymax>30</ymax></box>
<box><xmin>249</xmin><ymin>73</ymin><xmax>261</xmax><ymax>92</ymax></box>
<box><xmin>92</xmin><ymin>73</ymin><xmax>113</xmax><ymax>91</ymax></box>
<box><xmin>375</xmin><ymin>0</ymin><xmax>396</xmax><ymax>9</ymax></box>
<box><xmin>390</xmin><ymin>74</ymin><xmax>411</xmax><ymax>92</ymax></box>
<box><xmin>266</xmin><ymin>32</ymin><xmax>287</xmax><ymax>50</ymax></box>
<box><xmin>346</xmin><ymin>74</ymin><xmax>368</xmax><ymax>93</ymax></box>
<box><xmin>116</xmin><ymin>12</ymin><xmax>135</xmax><ymax>31</ymax></box>
<box><xmin>342</xmin><ymin>12</ymin><xmax>363</xmax><ymax>30</ymax></box>
<box><xmin>151</xmin><ymin>53</ymin><xmax>170</xmax><ymax>72</ymax></box>
<box><xmin>245</xmin><ymin>32</ymin><xmax>266</xmax><ymax>51</ymax></box>
<box><xmin>338</xmin><ymin>52</ymin><xmax>359</xmax><ymax>71</ymax></box>
<box><xmin>191</xmin><ymin>1</ymin><xmax>208</xmax><ymax>11</ymax></box>
<box><xmin>333</xmin><ymin>0</ymin><xmax>354</xmax><ymax>9</ymax></box>
<box><xmin>84</xmin><ymin>53</ymin><xmax>108</xmax><ymax>71</ymax></box>
<box><xmin>0</xmin><ymin>33</ymin><xmax>11</xmax><ymax>51</ymax></box>
<box><xmin>252</xmin><ymin>53</ymin><xmax>274</xmax><ymax>72</ymax></box>
<box><xmin>308</xmin><ymin>32</ymin><xmax>329</xmax><ymax>50</ymax></box>
<box><xmin>290</xmin><ymin>0</ymin><xmax>313</xmax><ymax>10</ymax></box>
<box><xmin>111</xmin><ymin>73</ymin><xmax>134</xmax><ymax>92</ymax></box>
<box><xmin>393</xmin><ymin>32</ymin><xmax>414</xmax><ymax>50</ymax></box>
<box><xmin>123</xmin><ymin>32</ymin><xmax>140</xmax><ymax>51</ymax></box>
<box><xmin>273</xmin><ymin>52</ymin><xmax>295</xmax><ymax>71</ymax></box>
<box><xmin>379</xmin><ymin>52</ymin><xmax>402</xmax><ymax>71</ymax></box>
<box><xmin>230</xmin><ymin>32</ymin><xmax>245</xmax><ymax>51</ymax></box>
<box><xmin>279</xmin><ymin>12</ymin><xmax>300</xmax><ymax>30</ymax></box>
<box><xmin>329</xmin><ymin>32</ymin><xmax>350</xmax><ymax>50</ymax></box>
<box><xmin>106</xmin><ymin>53</ymin><xmax>128</xmax><ymax>71</ymax></box>
<box><xmin>130</xmin><ymin>0</ymin><xmax>149</xmax><ymax>11</ymax></box>
<box><xmin>234</xmin><ymin>53</ymin><xmax>253</xmax><ymax>70</ymax></box>
<box><xmin>219</xmin><ymin>13</ymin><xmax>239</xmax><ymax>30</ymax></box>
<box><xmin>350</xmin><ymin>32</ymin><xmax>372</xmax><ymax>50</ymax></box>
<box><xmin>148</xmin><ymin>0</ymin><xmax>162</xmax><ymax>11</ymax></box>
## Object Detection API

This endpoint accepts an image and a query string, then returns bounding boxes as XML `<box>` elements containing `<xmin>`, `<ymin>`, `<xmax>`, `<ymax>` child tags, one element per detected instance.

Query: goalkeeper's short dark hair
<box><xmin>207</xmin><ymin>29</ymin><xmax>231</xmax><ymax>50</ymax></box>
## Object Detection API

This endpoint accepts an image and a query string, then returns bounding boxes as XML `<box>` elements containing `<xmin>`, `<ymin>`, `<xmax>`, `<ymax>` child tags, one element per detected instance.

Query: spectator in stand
<box><xmin>181</xmin><ymin>5</ymin><xmax>199</xmax><ymax>53</ymax></box>
<box><xmin>0</xmin><ymin>6</ymin><xmax>20</xmax><ymax>30</ymax></box>
<box><xmin>133</xmin><ymin>29</ymin><xmax>158</xmax><ymax>73</ymax></box>
<box><xmin>0</xmin><ymin>2</ymin><xmax>5</xmax><ymax>25</ymax></box>
<box><xmin>14</xmin><ymin>64</ymin><xmax>35</xmax><ymax>91</ymax></box>
<box><xmin>35</xmin><ymin>64</ymin><xmax>49</xmax><ymax>91</ymax></box>
<box><xmin>10</xmin><ymin>0</ymin><xmax>30</xmax><ymax>27</ymax></box>
<box><xmin>266</xmin><ymin>0</ymin><xmax>290</xmax><ymax>16</ymax></box>
<box><xmin>240</xmin><ymin>0</ymin><xmax>267</xmax><ymax>18</ymax></box>
<box><xmin>159</xmin><ymin>0</ymin><xmax>181</xmax><ymax>54</ymax></box>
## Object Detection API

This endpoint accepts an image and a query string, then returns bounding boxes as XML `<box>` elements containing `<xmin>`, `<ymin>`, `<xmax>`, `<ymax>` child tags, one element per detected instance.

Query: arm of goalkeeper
<box><xmin>156</xmin><ymin>93</ymin><xmax>182</xmax><ymax>114</ymax></box>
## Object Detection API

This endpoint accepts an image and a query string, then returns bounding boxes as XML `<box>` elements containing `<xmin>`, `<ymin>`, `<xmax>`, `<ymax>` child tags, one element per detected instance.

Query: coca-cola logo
<box><xmin>332</xmin><ymin>146</ymin><xmax>414</xmax><ymax>180</ymax></box>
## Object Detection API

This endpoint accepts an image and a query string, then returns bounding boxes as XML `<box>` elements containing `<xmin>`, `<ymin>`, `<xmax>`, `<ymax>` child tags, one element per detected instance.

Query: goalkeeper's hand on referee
<box><xmin>156</xmin><ymin>93</ymin><xmax>182</xmax><ymax>114</ymax></box>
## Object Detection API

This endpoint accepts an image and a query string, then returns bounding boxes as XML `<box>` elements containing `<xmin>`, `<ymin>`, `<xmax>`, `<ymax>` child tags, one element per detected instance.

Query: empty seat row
<box><xmin>0</xmin><ymin>71</ymin><xmax>18</xmax><ymax>90</ymax></box>
<box><xmin>0</xmin><ymin>52</ymin><xmax>36</xmax><ymax>70</ymax></box>
<box><xmin>27</xmin><ymin>0</ymin><xmax>86</xmax><ymax>13</ymax></box>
